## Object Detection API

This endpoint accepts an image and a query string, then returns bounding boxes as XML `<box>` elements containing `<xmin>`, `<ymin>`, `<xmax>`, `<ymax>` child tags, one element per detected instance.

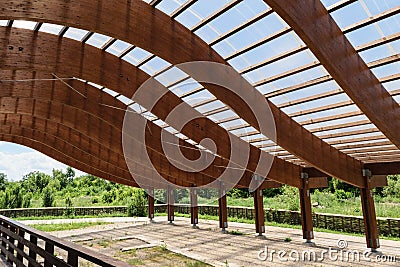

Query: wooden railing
<box><xmin>0</xmin><ymin>215</ymin><xmax>131</xmax><ymax>267</ymax></box>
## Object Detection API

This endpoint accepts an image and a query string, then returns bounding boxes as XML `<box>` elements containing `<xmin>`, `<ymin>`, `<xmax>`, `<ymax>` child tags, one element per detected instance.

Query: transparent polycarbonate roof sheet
<box><xmin>157</xmin><ymin>0</ymin><xmax>187</xmax><ymax>15</ymax></box>
<box><xmin>12</xmin><ymin>20</ymin><xmax>36</xmax><ymax>30</ymax></box>
<box><xmin>155</xmin><ymin>67</ymin><xmax>188</xmax><ymax>87</ymax></box>
<box><xmin>195</xmin><ymin>0</ymin><xmax>269</xmax><ymax>43</ymax></box>
<box><xmin>359</xmin><ymin>39</ymin><xmax>400</xmax><ymax>62</ymax></box>
<box><xmin>105</xmin><ymin>40</ymin><xmax>132</xmax><ymax>56</ymax></box>
<box><xmin>122</xmin><ymin>47</ymin><xmax>153</xmax><ymax>66</ymax></box>
<box><xmin>64</xmin><ymin>27</ymin><xmax>89</xmax><ymax>41</ymax></box>
<box><xmin>172</xmin><ymin>0</ymin><xmax>233</xmax><ymax>29</ymax></box>
<box><xmin>85</xmin><ymin>33</ymin><xmax>112</xmax><ymax>48</ymax></box>
<box><xmin>139</xmin><ymin>57</ymin><xmax>171</xmax><ymax>76</ymax></box>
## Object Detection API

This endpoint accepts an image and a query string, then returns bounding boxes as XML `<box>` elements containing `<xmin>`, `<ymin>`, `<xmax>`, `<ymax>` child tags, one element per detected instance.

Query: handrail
<box><xmin>0</xmin><ymin>215</ymin><xmax>131</xmax><ymax>267</ymax></box>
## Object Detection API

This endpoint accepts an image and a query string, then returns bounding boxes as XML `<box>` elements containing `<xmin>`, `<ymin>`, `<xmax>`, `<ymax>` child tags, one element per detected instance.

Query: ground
<box><xmin>19</xmin><ymin>216</ymin><xmax>399</xmax><ymax>266</ymax></box>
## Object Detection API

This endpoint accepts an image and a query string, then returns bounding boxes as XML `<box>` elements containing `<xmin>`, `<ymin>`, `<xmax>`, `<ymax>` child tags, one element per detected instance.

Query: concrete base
<box><xmin>192</xmin><ymin>224</ymin><xmax>199</xmax><ymax>229</ymax></box>
<box><xmin>221</xmin><ymin>228</ymin><xmax>227</xmax><ymax>234</ymax></box>
<box><xmin>255</xmin><ymin>234</ymin><xmax>266</xmax><ymax>239</ymax></box>
<box><xmin>305</xmin><ymin>240</ymin><xmax>316</xmax><ymax>246</ymax></box>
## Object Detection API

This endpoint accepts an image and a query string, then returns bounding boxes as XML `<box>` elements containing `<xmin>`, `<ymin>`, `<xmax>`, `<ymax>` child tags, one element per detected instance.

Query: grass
<box><xmin>227</xmin><ymin>230</ymin><xmax>245</xmax><ymax>236</ymax></box>
<box><xmin>13</xmin><ymin>213</ymin><xmax>128</xmax><ymax>221</ymax></box>
<box><xmin>116</xmin><ymin>246</ymin><xmax>210</xmax><ymax>266</ymax></box>
<box><xmin>30</xmin><ymin>222</ymin><xmax>108</xmax><ymax>232</ymax></box>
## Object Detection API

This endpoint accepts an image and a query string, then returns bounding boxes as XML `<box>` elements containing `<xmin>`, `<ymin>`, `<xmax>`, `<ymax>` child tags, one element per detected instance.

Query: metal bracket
<box><xmin>362</xmin><ymin>169</ymin><xmax>372</xmax><ymax>178</ymax></box>
<box><xmin>301</xmin><ymin>172</ymin><xmax>309</xmax><ymax>179</ymax></box>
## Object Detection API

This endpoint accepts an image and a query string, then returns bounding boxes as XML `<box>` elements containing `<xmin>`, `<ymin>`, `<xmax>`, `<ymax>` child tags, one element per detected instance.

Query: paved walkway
<box><xmin>43</xmin><ymin>216</ymin><xmax>400</xmax><ymax>266</ymax></box>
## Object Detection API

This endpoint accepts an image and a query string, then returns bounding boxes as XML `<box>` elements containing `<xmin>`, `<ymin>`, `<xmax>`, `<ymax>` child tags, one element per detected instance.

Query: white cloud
<box><xmin>0</xmin><ymin>151</ymin><xmax>85</xmax><ymax>181</ymax></box>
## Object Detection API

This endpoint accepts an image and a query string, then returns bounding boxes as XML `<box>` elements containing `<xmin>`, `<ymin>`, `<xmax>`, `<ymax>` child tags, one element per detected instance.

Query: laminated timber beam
<box><xmin>0</xmin><ymin>1</ymin><xmax>366</xmax><ymax>188</ymax></box>
<box><xmin>262</xmin><ymin>0</ymin><xmax>400</xmax><ymax>151</ymax></box>
<box><xmin>0</xmin><ymin>132</ymin><xmax>137</xmax><ymax>187</ymax></box>
<box><xmin>1</xmin><ymin>73</ymin><xmax>270</xmax><ymax>189</ymax></box>
<box><xmin>0</xmin><ymin>73</ymin><xmax>221</xmax><ymax>188</ymax></box>
<box><xmin>364</xmin><ymin>162</ymin><xmax>400</xmax><ymax>176</ymax></box>
<box><xmin>0</xmin><ymin>27</ymin><xmax>303</xmax><ymax>188</ymax></box>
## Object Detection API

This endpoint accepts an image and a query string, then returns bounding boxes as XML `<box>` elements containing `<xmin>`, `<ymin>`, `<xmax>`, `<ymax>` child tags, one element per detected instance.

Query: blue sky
<box><xmin>0</xmin><ymin>142</ymin><xmax>85</xmax><ymax>181</ymax></box>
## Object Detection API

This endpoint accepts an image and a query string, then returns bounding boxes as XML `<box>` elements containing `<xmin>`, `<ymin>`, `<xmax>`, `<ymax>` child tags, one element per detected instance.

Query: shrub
<box><xmin>334</xmin><ymin>189</ymin><xmax>347</xmax><ymax>200</ymax></box>
<box><xmin>127</xmin><ymin>189</ymin><xmax>147</xmax><ymax>217</ymax></box>
<box><xmin>102</xmin><ymin>189</ymin><xmax>117</xmax><ymax>203</ymax></box>
<box><xmin>42</xmin><ymin>187</ymin><xmax>54</xmax><ymax>207</ymax></box>
<box><xmin>64</xmin><ymin>196</ymin><xmax>75</xmax><ymax>217</ymax></box>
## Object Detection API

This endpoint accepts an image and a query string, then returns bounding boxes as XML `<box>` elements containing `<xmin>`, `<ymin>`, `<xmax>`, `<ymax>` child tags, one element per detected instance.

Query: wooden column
<box><xmin>218</xmin><ymin>184</ymin><xmax>228</xmax><ymax>231</ymax></box>
<box><xmin>167</xmin><ymin>187</ymin><xmax>174</xmax><ymax>223</ymax></box>
<box><xmin>361</xmin><ymin>169</ymin><xmax>380</xmax><ymax>250</ymax></box>
<box><xmin>190</xmin><ymin>188</ymin><xmax>198</xmax><ymax>227</ymax></box>
<box><xmin>148</xmin><ymin>189</ymin><xmax>154</xmax><ymax>221</ymax></box>
<box><xmin>254</xmin><ymin>188</ymin><xmax>265</xmax><ymax>235</ymax></box>
<box><xmin>299</xmin><ymin>173</ymin><xmax>314</xmax><ymax>243</ymax></box>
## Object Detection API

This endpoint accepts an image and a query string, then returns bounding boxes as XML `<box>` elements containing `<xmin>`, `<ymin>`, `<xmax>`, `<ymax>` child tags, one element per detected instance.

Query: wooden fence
<box><xmin>1</xmin><ymin>205</ymin><xmax>400</xmax><ymax>237</ymax></box>
<box><xmin>0</xmin><ymin>206</ymin><xmax>127</xmax><ymax>218</ymax></box>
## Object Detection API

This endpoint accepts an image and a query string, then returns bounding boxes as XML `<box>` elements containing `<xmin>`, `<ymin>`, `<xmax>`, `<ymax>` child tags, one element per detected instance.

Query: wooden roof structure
<box><xmin>0</xmin><ymin>0</ymin><xmax>399</xmax><ymax>249</ymax></box>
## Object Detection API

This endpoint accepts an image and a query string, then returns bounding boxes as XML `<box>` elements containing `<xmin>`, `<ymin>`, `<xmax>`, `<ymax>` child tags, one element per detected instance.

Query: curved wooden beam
<box><xmin>0</xmin><ymin>0</ymin><xmax>365</xmax><ymax>187</ymax></box>
<box><xmin>0</xmin><ymin>71</ymin><xmax>232</xmax><ymax>188</ymax></box>
<box><xmin>0</xmin><ymin>127</ymin><xmax>138</xmax><ymax>187</ymax></box>
<box><xmin>0</xmin><ymin>27</ymin><xmax>302</xmax><ymax>187</ymax></box>
<box><xmin>263</xmin><ymin>0</ymin><xmax>400</xmax><ymax>149</ymax></box>
<box><xmin>1</xmin><ymin>70</ymin><xmax>281</xmax><ymax>189</ymax></box>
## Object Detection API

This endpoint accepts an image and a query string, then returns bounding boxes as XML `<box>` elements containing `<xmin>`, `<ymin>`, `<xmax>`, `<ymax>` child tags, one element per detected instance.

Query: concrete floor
<box><xmin>45</xmin><ymin>216</ymin><xmax>400</xmax><ymax>267</ymax></box>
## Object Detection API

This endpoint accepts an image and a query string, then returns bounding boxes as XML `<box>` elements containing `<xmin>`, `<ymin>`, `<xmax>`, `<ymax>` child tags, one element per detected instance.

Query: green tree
<box><xmin>0</xmin><ymin>183</ymin><xmax>23</xmax><ymax>209</ymax></box>
<box><xmin>0</xmin><ymin>173</ymin><xmax>7</xmax><ymax>191</ymax></box>
<box><xmin>22</xmin><ymin>171</ymin><xmax>50</xmax><ymax>193</ymax></box>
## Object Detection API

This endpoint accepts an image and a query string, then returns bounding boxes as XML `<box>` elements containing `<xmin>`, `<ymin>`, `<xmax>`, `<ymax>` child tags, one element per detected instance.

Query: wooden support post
<box><xmin>254</xmin><ymin>188</ymin><xmax>265</xmax><ymax>235</ymax></box>
<box><xmin>190</xmin><ymin>188</ymin><xmax>198</xmax><ymax>227</ymax></box>
<box><xmin>167</xmin><ymin>187</ymin><xmax>174</xmax><ymax>223</ymax></box>
<box><xmin>299</xmin><ymin>173</ymin><xmax>314</xmax><ymax>243</ymax></box>
<box><xmin>148</xmin><ymin>189</ymin><xmax>155</xmax><ymax>221</ymax></box>
<box><xmin>44</xmin><ymin>241</ymin><xmax>54</xmax><ymax>267</ymax></box>
<box><xmin>361</xmin><ymin>169</ymin><xmax>380</xmax><ymax>251</ymax></box>
<box><xmin>218</xmin><ymin>184</ymin><xmax>228</xmax><ymax>232</ymax></box>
